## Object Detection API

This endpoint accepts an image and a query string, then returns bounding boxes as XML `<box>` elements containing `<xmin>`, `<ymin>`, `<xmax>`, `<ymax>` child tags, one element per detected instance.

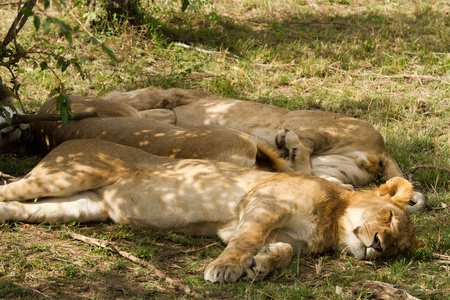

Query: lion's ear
<box><xmin>377</xmin><ymin>177</ymin><xmax>413</xmax><ymax>206</ymax></box>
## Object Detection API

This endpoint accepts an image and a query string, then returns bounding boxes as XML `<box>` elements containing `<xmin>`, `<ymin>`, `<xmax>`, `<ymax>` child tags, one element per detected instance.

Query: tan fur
<box><xmin>105</xmin><ymin>88</ymin><xmax>401</xmax><ymax>184</ymax></box>
<box><xmin>0</xmin><ymin>140</ymin><xmax>421</xmax><ymax>283</ymax></box>
<box><xmin>105</xmin><ymin>87</ymin><xmax>426</xmax><ymax>211</ymax></box>
<box><xmin>32</xmin><ymin>96</ymin><xmax>292</xmax><ymax>172</ymax></box>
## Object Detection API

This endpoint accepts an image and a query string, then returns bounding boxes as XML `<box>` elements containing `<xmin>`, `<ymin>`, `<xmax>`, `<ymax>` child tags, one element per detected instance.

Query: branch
<box><xmin>68</xmin><ymin>232</ymin><xmax>197</xmax><ymax>297</ymax></box>
<box><xmin>0</xmin><ymin>112</ymin><xmax>98</xmax><ymax>130</ymax></box>
<box><xmin>2</xmin><ymin>0</ymin><xmax>38</xmax><ymax>47</ymax></box>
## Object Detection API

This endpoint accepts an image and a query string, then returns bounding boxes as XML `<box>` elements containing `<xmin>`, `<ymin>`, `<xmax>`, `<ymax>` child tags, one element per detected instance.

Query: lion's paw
<box><xmin>204</xmin><ymin>254</ymin><xmax>253</xmax><ymax>283</ymax></box>
<box><xmin>241</xmin><ymin>257</ymin><xmax>270</xmax><ymax>282</ymax></box>
<box><xmin>275</xmin><ymin>129</ymin><xmax>312</xmax><ymax>174</ymax></box>
<box><xmin>275</xmin><ymin>129</ymin><xmax>301</xmax><ymax>160</ymax></box>
<box><xmin>241</xmin><ymin>243</ymin><xmax>293</xmax><ymax>282</ymax></box>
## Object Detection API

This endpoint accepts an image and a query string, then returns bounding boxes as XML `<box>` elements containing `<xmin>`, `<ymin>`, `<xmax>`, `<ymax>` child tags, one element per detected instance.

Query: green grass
<box><xmin>0</xmin><ymin>0</ymin><xmax>449</xmax><ymax>298</ymax></box>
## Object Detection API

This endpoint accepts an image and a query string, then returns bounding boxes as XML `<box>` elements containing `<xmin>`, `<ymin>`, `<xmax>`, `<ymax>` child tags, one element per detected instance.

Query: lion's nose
<box><xmin>370</xmin><ymin>232</ymin><xmax>383</xmax><ymax>252</ymax></box>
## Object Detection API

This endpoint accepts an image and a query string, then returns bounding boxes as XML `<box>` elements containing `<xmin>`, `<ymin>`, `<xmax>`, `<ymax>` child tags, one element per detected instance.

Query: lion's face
<box><xmin>347</xmin><ymin>207</ymin><xmax>418</xmax><ymax>259</ymax></box>
<box><xmin>341</xmin><ymin>177</ymin><xmax>422</xmax><ymax>260</ymax></box>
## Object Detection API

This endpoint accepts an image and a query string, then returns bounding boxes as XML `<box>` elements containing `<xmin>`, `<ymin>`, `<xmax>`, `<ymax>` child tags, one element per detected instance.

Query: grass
<box><xmin>0</xmin><ymin>0</ymin><xmax>449</xmax><ymax>298</ymax></box>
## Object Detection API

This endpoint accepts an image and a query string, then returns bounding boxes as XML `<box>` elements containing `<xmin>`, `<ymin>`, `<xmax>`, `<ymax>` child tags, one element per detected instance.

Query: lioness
<box><xmin>105</xmin><ymin>87</ymin><xmax>426</xmax><ymax>212</ymax></box>
<box><xmin>0</xmin><ymin>139</ymin><xmax>422</xmax><ymax>283</ymax></box>
<box><xmin>32</xmin><ymin>96</ymin><xmax>294</xmax><ymax>172</ymax></box>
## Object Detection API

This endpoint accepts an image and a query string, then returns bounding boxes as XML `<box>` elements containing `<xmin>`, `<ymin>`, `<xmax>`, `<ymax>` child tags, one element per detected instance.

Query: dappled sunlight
<box><xmin>32</xmin><ymin>97</ymin><xmax>291</xmax><ymax>171</ymax></box>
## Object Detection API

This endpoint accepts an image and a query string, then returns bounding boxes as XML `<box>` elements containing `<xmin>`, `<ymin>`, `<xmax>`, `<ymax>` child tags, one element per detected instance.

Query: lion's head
<box><xmin>340</xmin><ymin>177</ymin><xmax>423</xmax><ymax>260</ymax></box>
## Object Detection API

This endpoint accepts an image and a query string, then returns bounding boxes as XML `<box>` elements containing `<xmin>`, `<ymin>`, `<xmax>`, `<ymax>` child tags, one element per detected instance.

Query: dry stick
<box><xmin>0</xmin><ymin>2</ymin><xmax>22</xmax><ymax>7</ymax></box>
<box><xmin>0</xmin><ymin>112</ymin><xmax>98</xmax><ymax>130</ymax></box>
<box><xmin>409</xmin><ymin>165</ymin><xmax>450</xmax><ymax>175</ymax></box>
<box><xmin>174</xmin><ymin>42</ymin><xmax>297</xmax><ymax>67</ymax></box>
<box><xmin>433</xmin><ymin>253</ymin><xmax>450</xmax><ymax>261</ymax></box>
<box><xmin>174</xmin><ymin>42</ymin><xmax>240</xmax><ymax>58</ymax></box>
<box><xmin>403</xmin><ymin>51</ymin><xmax>449</xmax><ymax>56</ymax></box>
<box><xmin>68</xmin><ymin>232</ymin><xmax>196</xmax><ymax>297</ymax></box>
<box><xmin>0</xmin><ymin>172</ymin><xmax>17</xmax><ymax>182</ymax></box>
<box><xmin>328</xmin><ymin>66</ymin><xmax>450</xmax><ymax>85</ymax></box>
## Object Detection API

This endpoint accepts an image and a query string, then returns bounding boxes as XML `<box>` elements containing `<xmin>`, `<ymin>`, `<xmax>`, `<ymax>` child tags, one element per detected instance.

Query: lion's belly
<box><xmin>310</xmin><ymin>153</ymin><xmax>375</xmax><ymax>186</ymax></box>
<box><xmin>99</xmin><ymin>161</ymin><xmax>271</xmax><ymax>233</ymax></box>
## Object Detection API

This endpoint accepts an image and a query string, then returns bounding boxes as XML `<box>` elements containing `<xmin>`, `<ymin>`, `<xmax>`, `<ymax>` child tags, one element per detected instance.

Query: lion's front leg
<box><xmin>275</xmin><ymin>129</ymin><xmax>312</xmax><ymax>174</ymax></box>
<box><xmin>204</xmin><ymin>195</ymin><xmax>292</xmax><ymax>283</ymax></box>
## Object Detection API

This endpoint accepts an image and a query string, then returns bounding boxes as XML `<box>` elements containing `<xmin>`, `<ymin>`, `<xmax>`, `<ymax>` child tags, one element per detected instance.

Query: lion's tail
<box><xmin>256</xmin><ymin>142</ymin><xmax>294</xmax><ymax>172</ymax></box>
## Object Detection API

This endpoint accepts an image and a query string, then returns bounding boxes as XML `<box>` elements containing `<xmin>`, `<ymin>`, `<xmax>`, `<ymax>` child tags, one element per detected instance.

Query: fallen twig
<box><xmin>174</xmin><ymin>42</ymin><xmax>297</xmax><ymax>67</ymax></box>
<box><xmin>68</xmin><ymin>232</ymin><xmax>196</xmax><ymax>297</ymax></box>
<box><xmin>403</xmin><ymin>51</ymin><xmax>449</xmax><ymax>56</ymax></box>
<box><xmin>0</xmin><ymin>172</ymin><xmax>18</xmax><ymax>185</ymax></box>
<box><xmin>0</xmin><ymin>171</ymin><xmax>17</xmax><ymax>181</ymax></box>
<box><xmin>351</xmin><ymin>280</ymin><xmax>419</xmax><ymax>300</ymax></box>
<box><xmin>174</xmin><ymin>42</ymin><xmax>240</xmax><ymax>59</ymax></box>
<box><xmin>328</xmin><ymin>66</ymin><xmax>450</xmax><ymax>85</ymax></box>
<box><xmin>433</xmin><ymin>253</ymin><xmax>450</xmax><ymax>261</ymax></box>
<box><xmin>0</xmin><ymin>2</ymin><xmax>22</xmax><ymax>7</ymax></box>
<box><xmin>409</xmin><ymin>165</ymin><xmax>450</xmax><ymax>175</ymax></box>
<box><xmin>0</xmin><ymin>112</ymin><xmax>98</xmax><ymax>130</ymax></box>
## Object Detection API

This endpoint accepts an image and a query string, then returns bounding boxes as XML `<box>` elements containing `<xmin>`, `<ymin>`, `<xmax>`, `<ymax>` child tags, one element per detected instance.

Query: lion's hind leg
<box><xmin>0</xmin><ymin>192</ymin><xmax>109</xmax><ymax>223</ymax></box>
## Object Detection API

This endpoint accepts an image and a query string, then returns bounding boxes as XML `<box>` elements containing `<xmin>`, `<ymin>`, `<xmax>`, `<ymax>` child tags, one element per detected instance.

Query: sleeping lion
<box><xmin>105</xmin><ymin>87</ymin><xmax>427</xmax><ymax>212</ymax></box>
<box><xmin>32</xmin><ymin>96</ymin><xmax>295</xmax><ymax>172</ymax></box>
<box><xmin>0</xmin><ymin>139</ymin><xmax>422</xmax><ymax>283</ymax></box>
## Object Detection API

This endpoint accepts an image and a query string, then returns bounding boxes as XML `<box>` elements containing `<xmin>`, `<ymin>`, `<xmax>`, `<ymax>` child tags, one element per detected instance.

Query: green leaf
<box><xmin>64</xmin><ymin>32</ymin><xmax>73</xmax><ymax>44</ymax></box>
<box><xmin>43</xmin><ymin>0</ymin><xmax>50</xmax><ymax>9</ymax></box>
<box><xmin>40</xmin><ymin>61</ymin><xmax>48</xmax><ymax>71</ymax></box>
<box><xmin>43</xmin><ymin>18</ymin><xmax>52</xmax><ymax>34</ymax></box>
<box><xmin>60</xmin><ymin>111</ymin><xmax>68</xmax><ymax>124</ymax></box>
<box><xmin>33</xmin><ymin>15</ymin><xmax>41</xmax><ymax>30</ymax></box>
<box><xmin>72</xmin><ymin>61</ymin><xmax>85</xmax><ymax>80</ymax></box>
<box><xmin>53</xmin><ymin>19</ymin><xmax>70</xmax><ymax>33</ymax></box>
<box><xmin>58</xmin><ymin>0</ymin><xmax>67</xmax><ymax>8</ymax></box>
<box><xmin>49</xmin><ymin>88</ymin><xmax>60</xmax><ymax>98</ymax></box>
<box><xmin>181</xmin><ymin>0</ymin><xmax>190</xmax><ymax>12</ymax></box>
<box><xmin>61</xmin><ymin>61</ymin><xmax>70</xmax><ymax>72</ymax></box>
<box><xmin>30</xmin><ymin>61</ymin><xmax>39</xmax><ymax>70</ymax></box>
<box><xmin>101</xmin><ymin>44</ymin><xmax>117</xmax><ymax>61</ymax></box>
<box><xmin>91</xmin><ymin>37</ymin><xmax>100</xmax><ymax>45</ymax></box>
<box><xmin>20</xmin><ymin>7</ymin><xmax>34</xmax><ymax>17</ymax></box>
<box><xmin>0</xmin><ymin>107</ymin><xmax>12</xmax><ymax>125</ymax></box>
<box><xmin>56</xmin><ymin>57</ymin><xmax>64</xmax><ymax>69</ymax></box>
